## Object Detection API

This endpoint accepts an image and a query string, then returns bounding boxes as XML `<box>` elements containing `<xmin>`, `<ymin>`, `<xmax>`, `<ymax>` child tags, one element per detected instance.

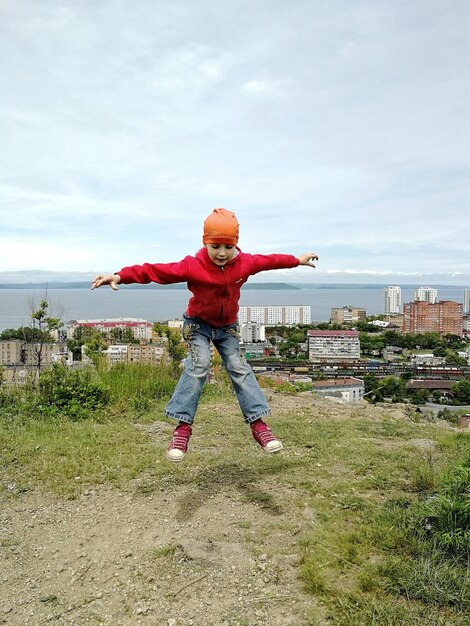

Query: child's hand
<box><xmin>298</xmin><ymin>252</ymin><xmax>319</xmax><ymax>267</ymax></box>
<box><xmin>91</xmin><ymin>274</ymin><xmax>121</xmax><ymax>290</ymax></box>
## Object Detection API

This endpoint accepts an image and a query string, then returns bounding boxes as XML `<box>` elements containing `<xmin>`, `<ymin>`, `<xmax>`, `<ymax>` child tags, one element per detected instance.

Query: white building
<box><xmin>106</xmin><ymin>344</ymin><xmax>128</xmax><ymax>364</ymax></box>
<box><xmin>463</xmin><ymin>315</ymin><xmax>470</xmax><ymax>332</ymax></box>
<box><xmin>464</xmin><ymin>288</ymin><xmax>470</xmax><ymax>314</ymax></box>
<box><xmin>313</xmin><ymin>377</ymin><xmax>365</xmax><ymax>403</ymax></box>
<box><xmin>308</xmin><ymin>330</ymin><xmax>360</xmax><ymax>362</ymax></box>
<box><xmin>167</xmin><ymin>320</ymin><xmax>184</xmax><ymax>331</ymax></box>
<box><xmin>384</xmin><ymin>286</ymin><xmax>401</xmax><ymax>314</ymax></box>
<box><xmin>238</xmin><ymin>305</ymin><xmax>311</xmax><ymax>325</ymax></box>
<box><xmin>414</xmin><ymin>286</ymin><xmax>437</xmax><ymax>304</ymax></box>
<box><xmin>240</xmin><ymin>322</ymin><xmax>265</xmax><ymax>343</ymax></box>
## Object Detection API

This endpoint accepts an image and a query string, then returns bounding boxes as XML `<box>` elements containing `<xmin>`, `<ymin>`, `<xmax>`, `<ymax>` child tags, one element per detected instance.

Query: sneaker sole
<box><xmin>263</xmin><ymin>441</ymin><xmax>283</xmax><ymax>453</ymax></box>
<box><xmin>166</xmin><ymin>450</ymin><xmax>186</xmax><ymax>463</ymax></box>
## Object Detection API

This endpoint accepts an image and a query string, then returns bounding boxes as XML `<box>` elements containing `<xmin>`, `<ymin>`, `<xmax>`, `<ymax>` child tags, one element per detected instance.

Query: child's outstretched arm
<box><xmin>297</xmin><ymin>252</ymin><xmax>319</xmax><ymax>267</ymax></box>
<box><xmin>91</xmin><ymin>274</ymin><xmax>122</xmax><ymax>291</ymax></box>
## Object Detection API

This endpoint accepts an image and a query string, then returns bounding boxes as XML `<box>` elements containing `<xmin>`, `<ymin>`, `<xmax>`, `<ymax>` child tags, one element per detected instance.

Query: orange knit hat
<box><xmin>202</xmin><ymin>208</ymin><xmax>239</xmax><ymax>245</ymax></box>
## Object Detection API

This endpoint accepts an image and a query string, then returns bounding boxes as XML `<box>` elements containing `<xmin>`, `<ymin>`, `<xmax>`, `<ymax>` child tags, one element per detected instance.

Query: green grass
<box><xmin>0</xmin><ymin>416</ymin><xmax>167</xmax><ymax>497</ymax></box>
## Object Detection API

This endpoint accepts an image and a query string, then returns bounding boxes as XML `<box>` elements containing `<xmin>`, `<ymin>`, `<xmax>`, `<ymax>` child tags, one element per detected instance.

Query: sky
<box><xmin>1</xmin><ymin>0</ymin><xmax>470</xmax><ymax>285</ymax></box>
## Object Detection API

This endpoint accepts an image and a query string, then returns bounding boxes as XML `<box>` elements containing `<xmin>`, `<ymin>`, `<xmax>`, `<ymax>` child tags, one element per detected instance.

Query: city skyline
<box><xmin>1</xmin><ymin>1</ymin><xmax>470</xmax><ymax>283</ymax></box>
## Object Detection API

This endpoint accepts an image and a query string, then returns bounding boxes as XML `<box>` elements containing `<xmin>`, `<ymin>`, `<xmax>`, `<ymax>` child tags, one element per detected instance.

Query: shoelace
<box><xmin>169</xmin><ymin>428</ymin><xmax>191</xmax><ymax>450</ymax></box>
<box><xmin>253</xmin><ymin>425</ymin><xmax>276</xmax><ymax>444</ymax></box>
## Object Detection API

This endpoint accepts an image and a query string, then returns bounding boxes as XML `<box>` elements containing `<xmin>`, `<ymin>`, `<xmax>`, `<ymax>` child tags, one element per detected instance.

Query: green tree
<box><xmin>152</xmin><ymin>323</ymin><xmax>187</xmax><ymax>373</ymax></box>
<box><xmin>443</xmin><ymin>334</ymin><xmax>465</xmax><ymax>350</ymax></box>
<box><xmin>165</xmin><ymin>329</ymin><xmax>187</xmax><ymax>373</ymax></box>
<box><xmin>451</xmin><ymin>380</ymin><xmax>470</xmax><ymax>404</ymax></box>
<box><xmin>381</xmin><ymin>330</ymin><xmax>403</xmax><ymax>346</ymax></box>
<box><xmin>415</xmin><ymin>332</ymin><xmax>442</xmax><ymax>350</ymax></box>
<box><xmin>408</xmin><ymin>388</ymin><xmax>429</xmax><ymax>405</ymax></box>
<box><xmin>84</xmin><ymin>333</ymin><xmax>109</xmax><ymax>370</ymax></box>
<box><xmin>25</xmin><ymin>300</ymin><xmax>63</xmax><ymax>375</ymax></box>
<box><xmin>0</xmin><ymin>327</ymin><xmax>45</xmax><ymax>342</ymax></box>
<box><xmin>445</xmin><ymin>352</ymin><xmax>467</xmax><ymax>367</ymax></box>
<box><xmin>381</xmin><ymin>375</ymin><xmax>407</xmax><ymax>402</ymax></box>
<box><xmin>67</xmin><ymin>326</ymin><xmax>104</xmax><ymax>361</ymax></box>
<box><xmin>109</xmin><ymin>327</ymin><xmax>139</xmax><ymax>344</ymax></box>
<box><xmin>152</xmin><ymin>322</ymin><xmax>168</xmax><ymax>337</ymax></box>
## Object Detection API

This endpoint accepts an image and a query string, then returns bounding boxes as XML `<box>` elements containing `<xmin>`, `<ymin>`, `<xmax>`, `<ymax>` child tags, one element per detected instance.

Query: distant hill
<box><xmin>0</xmin><ymin>281</ymin><xmax>300</xmax><ymax>290</ymax></box>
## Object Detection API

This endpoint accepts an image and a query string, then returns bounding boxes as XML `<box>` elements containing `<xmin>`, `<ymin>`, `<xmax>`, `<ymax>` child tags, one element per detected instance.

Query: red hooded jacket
<box><xmin>117</xmin><ymin>247</ymin><xmax>300</xmax><ymax>327</ymax></box>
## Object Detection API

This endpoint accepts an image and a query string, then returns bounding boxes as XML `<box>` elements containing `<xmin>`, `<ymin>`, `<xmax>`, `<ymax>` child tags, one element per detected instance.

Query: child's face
<box><xmin>205</xmin><ymin>243</ymin><xmax>236</xmax><ymax>266</ymax></box>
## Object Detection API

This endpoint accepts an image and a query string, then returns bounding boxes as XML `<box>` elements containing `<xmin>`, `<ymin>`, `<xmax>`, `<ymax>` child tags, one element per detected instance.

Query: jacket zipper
<box><xmin>219</xmin><ymin>266</ymin><xmax>227</xmax><ymax>322</ymax></box>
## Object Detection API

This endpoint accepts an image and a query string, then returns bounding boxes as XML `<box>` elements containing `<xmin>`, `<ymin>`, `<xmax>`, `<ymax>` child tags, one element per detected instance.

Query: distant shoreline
<box><xmin>0</xmin><ymin>281</ymin><xmax>301</xmax><ymax>291</ymax></box>
<box><xmin>0</xmin><ymin>282</ymin><xmax>468</xmax><ymax>291</ymax></box>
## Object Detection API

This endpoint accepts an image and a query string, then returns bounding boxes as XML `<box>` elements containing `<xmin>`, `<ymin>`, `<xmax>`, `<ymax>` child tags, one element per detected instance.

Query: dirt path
<box><xmin>1</xmin><ymin>483</ymin><xmax>320</xmax><ymax>625</ymax></box>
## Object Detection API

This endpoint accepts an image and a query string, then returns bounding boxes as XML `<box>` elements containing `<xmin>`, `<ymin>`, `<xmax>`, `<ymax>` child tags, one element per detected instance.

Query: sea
<box><xmin>0</xmin><ymin>284</ymin><xmax>467</xmax><ymax>332</ymax></box>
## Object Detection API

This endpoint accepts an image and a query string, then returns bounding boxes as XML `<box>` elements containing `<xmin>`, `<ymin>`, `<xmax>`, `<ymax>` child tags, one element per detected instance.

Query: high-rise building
<box><xmin>402</xmin><ymin>300</ymin><xmax>463</xmax><ymax>336</ymax></box>
<box><xmin>384</xmin><ymin>286</ymin><xmax>401</xmax><ymax>314</ymax></box>
<box><xmin>464</xmin><ymin>288</ymin><xmax>470</xmax><ymax>314</ymax></box>
<box><xmin>238</xmin><ymin>305</ymin><xmax>310</xmax><ymax>325</ymax></box>
<box><xmin>330</xmin><ymin>306</ymin><xmax>366</xmax><ymax>325</ymax></box>
<box><xmin>414</xmin><ymin>286</ymin><xmax>438</xmax><ymax>304</ymax></box>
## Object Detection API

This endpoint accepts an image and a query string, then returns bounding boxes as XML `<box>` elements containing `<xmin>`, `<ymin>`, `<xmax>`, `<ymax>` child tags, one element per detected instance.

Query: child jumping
<box><xmin>92</xmin><ymin>208</ymin><xmax>318</xmax><ymax>462</ymax></box>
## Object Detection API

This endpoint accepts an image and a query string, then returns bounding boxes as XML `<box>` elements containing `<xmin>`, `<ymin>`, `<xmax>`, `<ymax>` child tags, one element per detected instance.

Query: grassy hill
<box><xmin>0</xmin><ymin>370</ymin><xmax>468</xmax><ymax>625</ymax></box>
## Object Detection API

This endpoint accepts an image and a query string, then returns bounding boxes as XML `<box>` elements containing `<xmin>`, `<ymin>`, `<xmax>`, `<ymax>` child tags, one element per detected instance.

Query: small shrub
<box><xmin>418</xmin><ymin>454</ymin><xmax>470</xmax><ymax>559</ymax></box>
<box><xmin>437</xmin><ymin>407</ymin><xmax>459</xmax><ymax>424</ymax></box>
<box><xmin>37</xmin><ymin>363</ymin><xmax>110</xmax><ymax>419</ymax></box>
<box><xmin>0</xmin><ymin>390</ymin><xmax>18</xmax><ymax>410</ymax></box>
<box><xmin>409</xmin><ymin>448</ymin><xmax>438</xmax><ymax>494</ymax></box>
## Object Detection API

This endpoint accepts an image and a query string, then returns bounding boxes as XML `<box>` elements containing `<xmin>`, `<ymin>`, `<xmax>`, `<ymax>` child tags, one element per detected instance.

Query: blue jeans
<box><xmin>165</xmin><ymin>316</ymin><xmax>271</xmax><ymax>425</ymax></box>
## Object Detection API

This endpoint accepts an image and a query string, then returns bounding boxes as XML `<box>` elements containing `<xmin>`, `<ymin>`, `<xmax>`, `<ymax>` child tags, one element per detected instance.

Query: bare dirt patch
<box><xmin>1</xmin><ymin>483</ymin><xmax>318</xmax><ymax>625</ymax></box>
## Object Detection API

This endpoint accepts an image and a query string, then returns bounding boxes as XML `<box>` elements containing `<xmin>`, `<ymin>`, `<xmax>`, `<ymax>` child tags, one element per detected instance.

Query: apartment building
<box><xmin>240</xmin><ymin>322</ymin><xmax>265</xmax><ymax>343</ymax></box>
<box><xmin>67</xmin><ymin>318</ymin><xmax>152</xmax><ymax>341</ymax></box>
<box><xmin>0</xmin><ymin>339</ymin><xmax>68</xmax><ymax>367</ymax></box>
<box><xmin>384</xmin><ymin>286</ymin><xmax>401</xmax><ymax>314</ymax></box>
<box><xmin>128</xmin><ymin>343</ymin><xmax>165</xmax><ymax>364</ymax></box>
<box><xmin>402</xmin><ymin>300</ymin><xmax>463</xmax><ymax>336</ymax></box>
<box><xmin>105</xmin><ymin>343</ymin><xmax>166</xmax><ymax>365</ymax></box>
<box><xmin>464</xmin><ymin>288</ymin><xmax>470</xmax><ymax>315</ymax></box>
<box><xmin>414</xmin><ymin>286</ymin><xmax>438</xmax><ymax>303</ymax></box>
<box><xmin>238</xmin><ymin>305</ymin><xmax>311</xmax><ymax>325</ymax></box>
<box><xmin>330</xmin><ymin>306</ymin><xmax>366</xmax><ymax>325</ymax></box>
<box><xmin>308</xmin><ymin>330</ymin><xmax>360</xmax><ymax>362</ymax></box>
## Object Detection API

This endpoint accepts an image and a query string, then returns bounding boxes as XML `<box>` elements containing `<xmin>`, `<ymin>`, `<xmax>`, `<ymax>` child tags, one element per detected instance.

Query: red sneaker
<box><xmin>166</xmin><ymin>423</ymin><xmax>192</xmax><ymax>462</ymax></box>
<box><xmin>251</xmin><ymin>419</ymin><xmax>283</xmax><ymax>453</ymax></box>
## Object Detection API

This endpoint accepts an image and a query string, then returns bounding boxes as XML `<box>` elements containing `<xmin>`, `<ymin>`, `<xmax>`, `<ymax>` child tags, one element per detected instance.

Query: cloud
<box><xmin>242</xmin><ymin>78</ymin><xmax>287</xmax><ymax>95</ymax></box>
<box><xmin>0</xmin><ymin>0</ymin><xmax>469</xmax><ymax>279</ymax></box>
